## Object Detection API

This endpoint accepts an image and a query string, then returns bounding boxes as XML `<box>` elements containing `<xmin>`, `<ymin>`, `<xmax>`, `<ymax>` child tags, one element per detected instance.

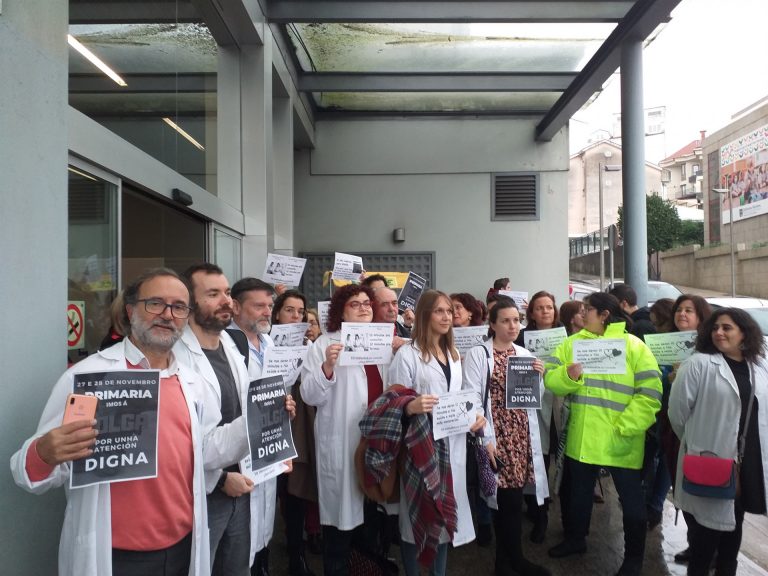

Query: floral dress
<box><xmin>490</xmin><ymin>347</ymin><xmax>535</xmax><ymax>489</ymax></box>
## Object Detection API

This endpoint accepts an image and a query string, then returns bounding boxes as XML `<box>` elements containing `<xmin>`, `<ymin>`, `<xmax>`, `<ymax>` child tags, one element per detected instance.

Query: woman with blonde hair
<box><xmin>388</xmin><ymin>290</ymin><xmax>484</xmax><ymax>575</ymax></box>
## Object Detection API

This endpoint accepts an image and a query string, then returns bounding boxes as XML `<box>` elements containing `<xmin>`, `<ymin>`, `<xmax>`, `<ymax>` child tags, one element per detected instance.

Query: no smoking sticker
<box><xmin>67</xmin><ymin>301</ymin><xmax>85</xmax><ymax>350</ymax></box>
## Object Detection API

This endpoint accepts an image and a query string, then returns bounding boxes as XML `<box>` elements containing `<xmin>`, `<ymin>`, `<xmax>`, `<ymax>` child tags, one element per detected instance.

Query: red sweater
<box><xmin>27</xmin><ymin>367</ymin><xmax>194</xmax><ymax>551</ymax></box>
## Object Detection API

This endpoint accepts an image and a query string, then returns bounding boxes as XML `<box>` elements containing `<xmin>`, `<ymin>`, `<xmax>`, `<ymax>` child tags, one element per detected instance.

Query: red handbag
<box><xmin>682</xmin><ymin>453</ymin><xmax>737</xmax><ymax>499</ymax></box>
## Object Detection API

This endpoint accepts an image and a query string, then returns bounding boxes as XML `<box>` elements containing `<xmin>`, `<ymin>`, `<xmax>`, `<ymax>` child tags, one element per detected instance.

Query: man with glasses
<box><xmin>174</xmin><ymin>265</ymin><xmax>294</xmax><ymax>576</ymax></box>
<box><xmin>12</xmin><ymin>268</ymin><xmax>210</xmax><ymax>576</ymax></box>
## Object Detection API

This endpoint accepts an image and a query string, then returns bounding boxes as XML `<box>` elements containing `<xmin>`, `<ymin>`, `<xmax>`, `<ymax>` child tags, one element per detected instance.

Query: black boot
<box><xmin>511</xmin><ymin>557</ymin><xmax>552</xmax><ymax>576</ymax></box>
<box><xmin>289</xmin><ymin>550</ymin><xmax>316</xmax><ymax>576</ymax></box>
<box><xmin>251</xmin><ymin>547</ymin><xmax>270</xmax><ymax>576</ymax></box>
<box><xmin>529</xmin><ymin>507</ymin><xmax>548</xmax><ymax>544</ymax></box>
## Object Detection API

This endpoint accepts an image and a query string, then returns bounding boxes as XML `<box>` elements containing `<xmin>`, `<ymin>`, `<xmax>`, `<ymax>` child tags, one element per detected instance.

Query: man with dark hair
<box><xmin>12</xmin><ymin>268</ymin><xmax>210</xmax><ymax>576</ymax></box>
<box><xmin>608</xmin><ymin>283</ymin><xmax>656</xmax><ymax>342</ymax></box>
<box><xmin>175</xmin><ymin>265</ymin><xmax>294</xmax><ymax>576</ymax></box>
<box><xmin>361</xmin><ymin>273</ymin><xmax>388</xmax><ymax>291</ymax></box>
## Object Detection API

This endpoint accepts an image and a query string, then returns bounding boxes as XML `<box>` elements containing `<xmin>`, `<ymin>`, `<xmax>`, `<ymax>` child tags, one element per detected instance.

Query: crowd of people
<box><xmin>11</xmin><ymin>268</ymin><xmax>768</xmax><ymax>576</ymax></box>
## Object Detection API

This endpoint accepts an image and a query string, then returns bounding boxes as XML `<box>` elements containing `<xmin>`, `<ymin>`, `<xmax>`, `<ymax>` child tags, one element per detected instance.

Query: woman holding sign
<box><xmin>668</xmin><ymin>308</ymin><xmax>768</xmax><ymax>576</ymax></box>
<box><xmin>388</xmin><ymin>290</ymin><xmax>485</xmax><ymax>576</ymax></box>
<box><xmin>464</xmin><ymin>297</ymin><xmax>551</xmax><ymax>576</ymax></box>
<box><xmin>301</xmin><ymin>284</ymin><xmax>380</xmax><ymax>576</ymax></box>
<box><xmin>514</xmin><ymin>290</ymin><xmax>562</xmax><ymax>543</ymax></box>
<box><xmin>544</xmin><ymin>293</ymin><xmax>662</xmax><ymax>576</ymax></box>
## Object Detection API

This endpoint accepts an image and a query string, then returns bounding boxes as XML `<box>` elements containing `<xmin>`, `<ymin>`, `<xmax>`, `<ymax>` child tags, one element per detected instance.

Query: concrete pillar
<box><xmin>272</xmin><ymin>96</ymin><xmax>294</xmax><ymax>253</ymax></box>
<box><xmin>620</xmin><ymin>40</ymin><xmax>649</xmax><ymax>306</ymax></box>
<box><xmin>0</xmin><ymin>1</ymin><xmax>69</xmax><ymax>573</ymax></box>
<box><xmin>241</xmin><ymin>36</ymin><xmax>273</xmax><ymax>276</ymax></box>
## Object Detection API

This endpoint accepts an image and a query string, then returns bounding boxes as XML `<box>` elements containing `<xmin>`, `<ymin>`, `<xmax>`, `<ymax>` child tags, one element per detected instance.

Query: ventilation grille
<box><xmin>492</xmin><ymin>173</ymin><xmax>538</xmax><ymax>220</ymax></box>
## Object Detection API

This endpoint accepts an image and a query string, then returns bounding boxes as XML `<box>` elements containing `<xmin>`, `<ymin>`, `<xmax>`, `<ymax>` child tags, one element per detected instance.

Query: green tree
<box><xmin>676</xmin><ymin>219</ymin><xmax>704</xmax><ymax>247</ymax></box>
<box><xmin>617</xmin><ymin>195</ymin><xmax>681</xmax><ymax>279</ymax></box>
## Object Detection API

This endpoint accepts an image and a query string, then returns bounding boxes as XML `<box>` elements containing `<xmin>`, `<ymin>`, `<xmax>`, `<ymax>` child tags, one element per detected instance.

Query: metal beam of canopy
<box><xmin>70</xmin><ymin>1</ymin><xmax>201</xmax><ymax>24</ymax></box>
<box><xmin>298</xmin><ymin>72</ymin><xmax>576</xmax><ymax>93</ymax></box>
<box><xmin>535</xmin><ymin>0</ymin><xmax>682</xmax><ymax>141</ymax></box>
<box><xmin>266</xmin><ymin>1</ymin><xmax>633</xmax><ymax>24</ymax></box>
<box><xmin>69</xmin><ymin>74</ymin><xmax>216</xmax><ymax>94</ymax></box>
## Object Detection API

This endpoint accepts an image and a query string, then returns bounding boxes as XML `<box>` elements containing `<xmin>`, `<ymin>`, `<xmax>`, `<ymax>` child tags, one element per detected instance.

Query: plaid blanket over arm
<box><xmin>358</xmin><ymin>387</ymin><xmax>458</xmax><ymax>567</ymax></box>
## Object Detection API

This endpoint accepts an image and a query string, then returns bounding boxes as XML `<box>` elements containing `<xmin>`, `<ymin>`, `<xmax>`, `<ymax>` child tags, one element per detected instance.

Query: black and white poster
<box><xmin>263</xmin><ymin>253</ymin><xmax>307</xmax><ymax>287</ymax></box>
<box><xmin>397</xmin><ymin>271</ymin><xmax>427</xmax><ymax>312</ymax></box>
<box><xmin>338</xmin><ymin>322</ymin><xmax>394</xmax><ymax>366</ymax></box>
<box><xmin>505</xmin><ymin>357</ymin><xmax>542</xmax><ymax>410</ymax></box>
<box><xmin>70</xmin><ymin>370</ymin><xmax>160</xmax><ymax>489</ymax></box>
<box><xmin>246</xmin><ymin>376</ymin><xmax>297</xmax><ymax>476</ymax></box>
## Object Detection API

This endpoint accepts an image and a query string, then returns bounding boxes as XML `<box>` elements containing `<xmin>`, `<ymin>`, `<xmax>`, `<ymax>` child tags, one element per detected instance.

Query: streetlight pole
<box><xmin>599</xmin><ymin>163</ymin><xmax>605</xmax><ymax>291</ymax></box>
<box><xmin>712</xmin><ymin>188</ymin><xmax>736</xmax><ymax>297</ymax></box>
<box><xmin>598</xmin><ymin>163</ymin><xmax>623</xmax><ymax>291</ymax></box>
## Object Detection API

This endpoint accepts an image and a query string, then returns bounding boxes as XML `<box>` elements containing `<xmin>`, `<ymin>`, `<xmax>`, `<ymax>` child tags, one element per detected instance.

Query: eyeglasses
<box><xmin>136</xmin><ymin>298</ymin><xmax>192</xmax><ymax>319</ymax></box>
<box><xmin>346</xmin><ymin>300</ymin><xmax>372</xmax><ymax>310</ymax></box>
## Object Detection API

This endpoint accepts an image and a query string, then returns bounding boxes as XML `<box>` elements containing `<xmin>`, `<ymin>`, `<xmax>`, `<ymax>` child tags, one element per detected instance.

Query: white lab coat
<box><xmin>301</xmin><ymin>332</ymin><xmax>372</xmax><ymax>530</ymax></box>
<box><xmin>10</xmin><ymin>340</ymin><xmax>210</xmax><ymax>576</ymax></box>
<box><xmin>669</xmin><ymin>352</ymin><xmax>768</xmax><ymax>531</ymax></box>
<box><xmin>387</xmin><ymin>342</ymin><xmax>476</xmax><ymax>547</ymax></box>
<box><xmin>173</xmin><ymin>326</ymin><xmax>275</xmax><ymax>562</ymax></box>
<box><xmin>462</xmin><ymin>340</ymin><xmax>550</xmax><ymax>509</ymax></box>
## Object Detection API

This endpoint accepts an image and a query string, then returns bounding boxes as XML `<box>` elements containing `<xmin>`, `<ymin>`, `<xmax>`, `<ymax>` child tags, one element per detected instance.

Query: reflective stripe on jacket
<box><xmin>544</xmin><ymin>322</ymin><xmax>662</xmax><ymax>469</ymax></box>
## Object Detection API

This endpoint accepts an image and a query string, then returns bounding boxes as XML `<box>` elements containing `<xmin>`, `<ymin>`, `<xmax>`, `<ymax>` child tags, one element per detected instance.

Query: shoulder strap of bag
<box><xmin>739</xmin><ymin>364</ymin><xmax>759</xmax><ymax>462</ymax></box>
<box><xmin>225</xmin><ymin>328</ymin><xmax>250</xmax><ymax>369</ymax></box>
<box><xmin>481</xmin><ymin>345</ymin><xmax>491</xmax><ymax>417</ymax></box>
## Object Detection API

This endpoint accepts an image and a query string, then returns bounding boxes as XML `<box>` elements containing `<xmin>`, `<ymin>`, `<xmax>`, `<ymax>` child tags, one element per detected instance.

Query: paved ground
<box><xmin>269</xmin><ymin>478</ymin><xmax>768</xmax><ymax>575</ymax></box>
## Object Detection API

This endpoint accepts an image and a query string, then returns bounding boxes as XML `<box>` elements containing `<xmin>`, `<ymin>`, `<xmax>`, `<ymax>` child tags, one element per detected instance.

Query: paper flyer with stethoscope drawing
<box><xmin>270</xmin><ymin>323</ymin><xmax>309</xmax><ymax>347</ymax></box>
<box><xmin>572</xmin><ymin>338</ymin><xmax>627</xmax><ymax>375</ymax></box>
<box><xmin>432</xmin><ymin>390</ymin><xmax>482</xmax><ymax>440</ymax></box>
<box><xmin>262</xmin><ymin>253</ymin><xmax>306</xmax><ymax>287</ymax></box>
<box><xmin>338</xmin><ymin>322</ymin><xmax>394</xmax><ymax>366</ymax></box>
<box><xmin>524</xmin><ymin>327</ymin><xmax>568</xmax><ymax>359</ymax></box>
<box><xmin>644</xmin><ymin>330</ymin><xmax>696</xmax><ymax>365</ymax></box>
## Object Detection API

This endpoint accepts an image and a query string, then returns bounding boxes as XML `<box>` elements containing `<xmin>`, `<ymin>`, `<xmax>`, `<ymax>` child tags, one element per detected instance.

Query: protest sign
<box><xmin>572</xmin><ymin>339</ymin><xmax>627</xmax><ymax>375</ymax></box>
<box><xmin>432</xmin><ymin>390</ymin><xmax>482</xmax><ymax>441</ymax></box>
<box><xmin>263</xmin><ymin>345</ymin><xmax>310</xmax><ymax>389</ymax></box>
<box><xmin>453</xmin><ymin>326</ymin><xmax>488</xmax><ymax>358</ymax></box>
<box><xmin>70</xmin><ymin>370</ymin><xmax>160</xmax><ymax>489</ymax></box>
<box><xmin>398</xmin><ymin>272</ymin><xmax>427</xmax><ymax>312</ymax></box>
<box><xmin>332</xmin><ymin>252</ymin><xmax>364</xmax><ymax>281</ymax></box>
<box><xmin>317</xmin><ymin>301</ymin><xmax>330</xmax><ymax>333</ymax></box>
<box><xmin>270</xmin><ymin>323</ymin><xmax>309</xmax><ymax>347</ymax></box>
<box><xmin>263</xmin><ymin>253</ymin><xmax>306</xmax><ymax>286</ymax></box>
<box><xmin>524</xmin><ymin>327</ymin><xmax>568</xmax><ymax>359</ymax></box>
<box><xmin>505</xmin><ymin>357</ymin><xmax>542</xmax><ymax>409</ymax></box>
<box><xmin>338</xmin><ymin>322</ymin><xmax>394</xmax><ymax>366</ymax></box>
<box><xmin>644</xmin><ymin>331</ymin><xmax>697</xmax><ymax>365</ymax></box>
<box><xmin>499</xmin><ymin>290</ymin><xmax>529</xmax><ymax>312</ymax></box>
<box><xmin>246</xmin><ymin>375</ymin><xmax>297</xmax><ymax>477</ymax></box>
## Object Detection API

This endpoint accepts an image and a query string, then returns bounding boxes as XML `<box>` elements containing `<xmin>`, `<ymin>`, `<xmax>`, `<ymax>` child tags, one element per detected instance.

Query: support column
<box><xmin>0</xmin><ymin>1</ymin><xmax>69</xmax><ymax>573</ymax></box>
<box><xmin>241</xmin><ymin>35</ymin><xmax>273</xmax><ymax>277</ymax></box>
<box><xmin>272</xmin><ymin>96</ymin><xmax>294</xmax><ymax>253</ymax></box>
<box><xmin>620</xmin><ymin>39</ymin><xmax>649</xmax><ymax>306</ymax></box>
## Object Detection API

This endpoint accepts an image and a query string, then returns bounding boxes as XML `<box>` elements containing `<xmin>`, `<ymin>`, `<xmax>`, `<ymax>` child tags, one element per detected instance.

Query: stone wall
<box><xmin>659</xmin><ymin>244</ymin><xmax>768</xmax><ymax>298</ymax></box>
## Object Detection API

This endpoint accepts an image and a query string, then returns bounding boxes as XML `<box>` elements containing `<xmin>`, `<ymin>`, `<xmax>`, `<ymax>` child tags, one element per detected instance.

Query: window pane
<box><xmin>68</xmin><ymin>166</ymin><xmax>118</xmax><ymax>363</ymax></box>
<box><xmin>69</xmin><ymin>3</ymin><xmax>219</xmax><ymax>194</ymax></box>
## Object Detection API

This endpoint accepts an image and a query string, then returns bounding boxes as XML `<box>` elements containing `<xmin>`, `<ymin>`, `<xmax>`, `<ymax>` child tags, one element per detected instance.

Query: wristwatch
<box><xmin>216</xmin><ymin>471</ymin><xmax>228</xmax><ymax>491</ymax></box>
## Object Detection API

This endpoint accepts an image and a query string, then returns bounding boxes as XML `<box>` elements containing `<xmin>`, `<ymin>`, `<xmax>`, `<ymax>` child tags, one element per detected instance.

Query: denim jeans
<box><xmin>400</xmin><ymin>541</ymin><xmax>448</xmax><ymax>576</ymax></box>
<box><xmin>112</xmin><ymin>532</ymin><xmax>192</xmax><ymax>576</ymax></box>
<box><xmin>208</xmin><ymin>490</ymin><xmax>251</xmax><ymax>576</ymax></box>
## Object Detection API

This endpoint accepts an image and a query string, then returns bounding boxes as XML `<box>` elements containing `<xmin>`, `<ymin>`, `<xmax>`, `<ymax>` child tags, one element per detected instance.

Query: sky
<box><xmin>570</xmin><ymin>0</ymin><xmax>768</xmax><ymax>163</ymax></box>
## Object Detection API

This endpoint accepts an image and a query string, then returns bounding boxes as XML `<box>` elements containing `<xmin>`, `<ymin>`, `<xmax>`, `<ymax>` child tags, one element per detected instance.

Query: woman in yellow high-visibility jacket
<box><xmin>544</xmin><ymin>292</ymin><xmax>662</xmax><ymax>576</ymax></box>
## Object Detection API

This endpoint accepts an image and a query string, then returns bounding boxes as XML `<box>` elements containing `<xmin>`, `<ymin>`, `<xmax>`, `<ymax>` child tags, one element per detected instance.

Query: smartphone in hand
<box><xmin>62</xmin><ymin>393</ymin><xmax>98</xmax><ymax>425</ymax></box>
